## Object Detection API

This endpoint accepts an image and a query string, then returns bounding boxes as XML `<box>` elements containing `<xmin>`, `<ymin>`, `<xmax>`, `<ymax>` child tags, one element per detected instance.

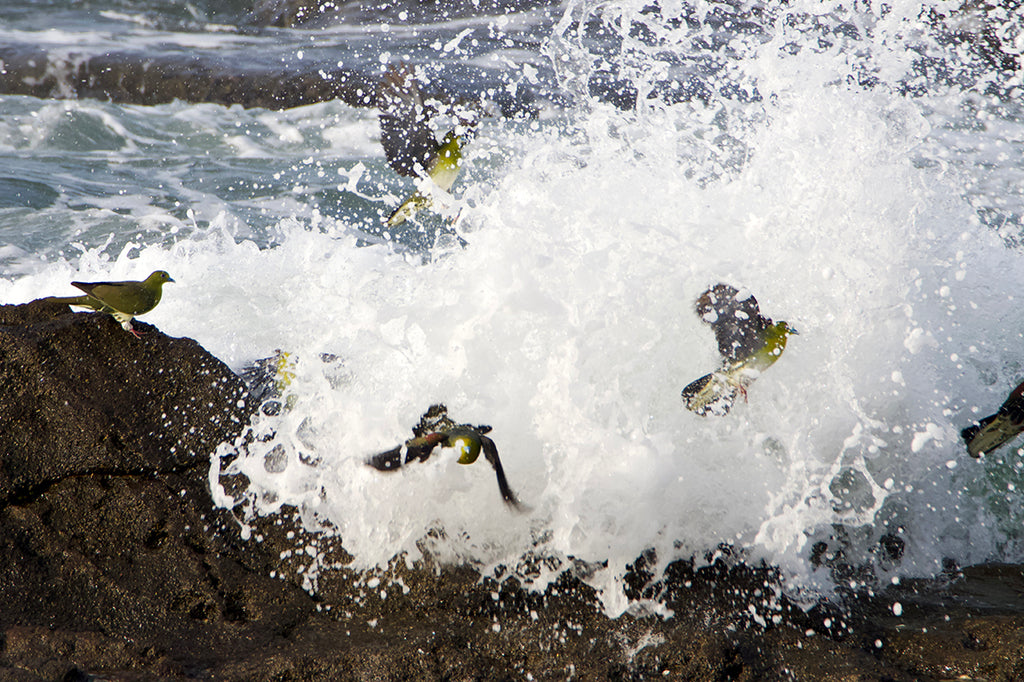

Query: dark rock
<box><xmin>252</xmin><ymin>0</ymin><xmax>344</xmax><ymax>27</ymax></box>
<box><xmin>0</xmin><ymin>45</ymin><xmax>378</xmax><ymax>111</ymax></box>
<box><xmin>4</xmin><ymin>299</ymin><xmax>1024</xmax><ymax>680</ymax></box>
<box><xmin>251</xmin><ymin>0</ymin><xmax>561</xmax><ymax>28</ymax></box>
<box><xmin>0</xmin><ymin>43</ymin><xmax>541</xmax><ymax>118</ymax></box>
<box><xmin>0</xmin><ymin>299</ymin><xmax>250</xmax><ymax>504</ymax></box>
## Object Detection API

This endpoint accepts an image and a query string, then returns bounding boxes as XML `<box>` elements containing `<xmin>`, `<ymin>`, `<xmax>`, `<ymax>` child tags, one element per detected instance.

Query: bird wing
<box><xmin>695</xmin><ymin>283</ymin><xmax>770</xmax><ymax>363</ymax></box>
<box><xmin>962</xmin><ymin>412</ymin><xmax>1024</xmax><ymax>457</ymax></box>
<box><xmin>71</xmin><ymin>280</ymin><xmax>157</xmax><ymax>315</ymax></box>
<box><xmin>378</xmin><ymin>65</ymin><xmax>440</xmax><ymax>178</ymax></box>
<box><xmin>366</xmin><ymin>433</ymin><xmax>445</xmax><ymax>470</ymax></box>
<box><xmin>480</xmin><ymin>435</ymin><xmax>521</xmax><ymax>509</ymax></box>
<box><xmin>999</xmin><ymin>380</ymin><xmax>1024</xmax><ymax>420</ymax></box>
<box><xmin>962</xmin><ymin>380</ymin><xmax>1024</xmax><ymax>457</ymax></box>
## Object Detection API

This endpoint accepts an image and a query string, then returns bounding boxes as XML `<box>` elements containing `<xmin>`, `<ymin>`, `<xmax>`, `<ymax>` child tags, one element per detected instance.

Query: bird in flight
<box><xmin>366</xmin><ymin>404</ymin><xmax>522</xmax><ymax>509</ymax></box>
<box><xmin>682</xmin><ymin>283</ymin><xmax>797</xmax><ymax>416</ymax></box>
<box><xmin>377</xmin><ymin>64</ymin><xmax>470</xmax><ymax>227</ymax></box>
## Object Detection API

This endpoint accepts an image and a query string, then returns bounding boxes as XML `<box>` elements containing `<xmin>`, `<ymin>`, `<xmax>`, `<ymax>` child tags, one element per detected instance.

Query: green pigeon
<box><xmin>682</xmin><ymin>283</ymin><xmax>797</xmax><ymax>416</ymax></box>
<box><xmin>962</xmin><ymin>380</ymin><xmax>1024</xmax><ymax>457</ymax></box>
<box><xmin>366</xmin><ymin>405</ymin><xmax>521</xmax><ymax>509</ymax></box>
<box><xmin>377</xmin><ymin>64</ymin><xmax>468</xmax><ymax>227</ymax></box>
<box><xmin>46</xmin><ymin>270</ymin><xmax>174</xmax><ymax>338</ymax></box>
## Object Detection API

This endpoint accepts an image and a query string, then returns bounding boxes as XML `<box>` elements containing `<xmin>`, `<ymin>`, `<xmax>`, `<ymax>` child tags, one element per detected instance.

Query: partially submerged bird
<box><xmin>962</xmin><ymin>380</ymin><xmax>1024</xmax><ymax>457</ymax></box>
<box><xmin>45</xmin><ymin>270</ymin><xmax>174</xmax><ymax>338</ymax></box>
<box><xmin>682</xmin><ymin>283</ymin><xmax>796</xmax><ymax>416</ymax></box>
<box><xmin>238</xmin><ymin>349</ymin><xmax>298</xmax><ymax>416</ymax></box>
<box><xmin>377</xmin><ymin>64</ymin><xmax>469</xmax><ymax>227</ymax></box>
<box><xmin>366</xmin><ymin>404</ymin><xmax>521</xmax><ymax>509</ymax></box>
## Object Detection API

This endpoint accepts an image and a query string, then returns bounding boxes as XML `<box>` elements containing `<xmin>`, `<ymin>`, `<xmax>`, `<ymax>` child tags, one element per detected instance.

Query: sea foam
<box><xmin>2</xmin><ymin>0</ymin><xmax>1023</xmax><ymax>613</ymax></box>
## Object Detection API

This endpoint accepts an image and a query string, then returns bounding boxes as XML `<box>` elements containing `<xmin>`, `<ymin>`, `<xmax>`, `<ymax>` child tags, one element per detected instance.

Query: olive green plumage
<box><xmin>365</xmin><ymin>405</ymin><xmax>521</xmax><ymax>509</ymax></box>
<box><xmin>682</xmin><ymin>283</ymin><xmax>796</xmax><ymax>416</ymax></box>
<box><xmin>46</xmin><ymin>270</ymin><xmax>174</xmax><ymax>337</ymax></box>
<box><xmin>378</xmin><ymin>64</ymin><xmax>467</xmax><ymax>227</ymax></box>
<box><xmin>962</xmin><ymin>380</ymin><xmax>1024</xmax><ymax>457</ymax></box>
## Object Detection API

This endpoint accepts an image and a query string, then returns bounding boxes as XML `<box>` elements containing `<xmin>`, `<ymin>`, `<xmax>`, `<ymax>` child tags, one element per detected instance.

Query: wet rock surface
<box><xmin>0</xmin><ymin>1</ymin><xmax>1016</xmax><ymax>113</ymax></box>
<box><xmin>2</xmin><ymin>300</ymin><xmax>1024</xmax><ymax>681</ymax></box>
<box><xmin>0</xmin><ymin>45</ymin><xmax>378</xmax><ymax>112</ymax></box>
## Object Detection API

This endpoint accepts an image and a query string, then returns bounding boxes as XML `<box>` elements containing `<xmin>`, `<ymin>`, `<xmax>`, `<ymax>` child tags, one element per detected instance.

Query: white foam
<box><xmin>3</xmin><ymin>0</ymin><xmax>1024</xmax><ymax>613</ymax></box>
<box><xmin>186</xmin><ymin>82</ymin><xmax>1020</xmax><ymax>611</ymax></box>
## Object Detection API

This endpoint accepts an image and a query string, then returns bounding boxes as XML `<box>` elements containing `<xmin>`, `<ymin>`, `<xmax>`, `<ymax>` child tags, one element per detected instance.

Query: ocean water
<box><xmin>2</xmin><ymin>0</ymin><xmax>1023</xmax><ymax>614</ymax></box>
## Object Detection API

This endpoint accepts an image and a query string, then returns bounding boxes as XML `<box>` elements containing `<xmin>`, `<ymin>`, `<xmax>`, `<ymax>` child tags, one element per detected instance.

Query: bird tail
<box><xmin>387</xmin><ymin>191</ymin><xmax>431</xmax><ymax>227</ymax></box>
<box><xmin>682</xmin><ymin>372</ymin><xmax>739</xmax><ymax>417</ymax></box>
<box><xmin>39</xmin><ymin>295</ymin><xmax>100</xmax><ymax>310</ymax></box>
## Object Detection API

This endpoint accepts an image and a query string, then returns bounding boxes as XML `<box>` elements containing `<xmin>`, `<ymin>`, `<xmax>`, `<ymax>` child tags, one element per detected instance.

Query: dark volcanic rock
<box><xmin>3</xmin><ymin>300</ymin><xmax>1024</xmax><ymax>681</ymax></box>
<box><xmin>0</xmin><ymin>45</ymin><xmax>378</xmax><ymax>111</ymax></box>
<box><xmin>0</xmin><ymin>43</ymin><xmax>540</xmax><ymax>118</ymax></box>
<box><xmin>0</xmin><ymin>299</ymin><xmax>249</xmax><ymax>503</ymax></box>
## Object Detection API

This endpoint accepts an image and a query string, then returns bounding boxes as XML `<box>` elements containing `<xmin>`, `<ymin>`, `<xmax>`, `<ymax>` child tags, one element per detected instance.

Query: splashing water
<box><xmin>2</xmin><ymin>0</ymin><xmax>1023</xmax><ymax>613</ymax></box>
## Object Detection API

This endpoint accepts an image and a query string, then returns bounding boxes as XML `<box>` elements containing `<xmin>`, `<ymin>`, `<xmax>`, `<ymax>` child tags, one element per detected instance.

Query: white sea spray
<box><xmin>1</xmin><ymin>0</ymin><xmax>1023</xmax><ymax>614</ymax></box>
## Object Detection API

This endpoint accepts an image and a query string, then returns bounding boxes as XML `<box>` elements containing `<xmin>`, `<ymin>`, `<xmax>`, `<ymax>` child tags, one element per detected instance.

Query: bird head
<box><xmin>439</xmin><ymin>129</ymin><xmax>467</xmax><ymax>155</ymax></box>
<box><xmin>438</xmin><ymin>130</ymin><xmax>462</xmax><ymax>146</ymax></box>
<box><xmin>760</xmin><ymin>320</ymin><xmax>797</xmax><ymax>360</ymax></box>
<box><xmin>146</xmin><ymin>270</ymin><xmax>175</xmax><ymax>286</ymax></box>
<box><xmin>443</xmin><ymin>427</ymin><xmax>483</xmax><ymax>465</ymax></box>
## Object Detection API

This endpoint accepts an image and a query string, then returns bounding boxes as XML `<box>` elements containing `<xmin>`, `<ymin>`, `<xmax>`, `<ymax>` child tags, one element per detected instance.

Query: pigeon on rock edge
<box><xmin>44</xmin><ymin>270</ymin><xmax>174</xmax><ymax>338</ymax></box>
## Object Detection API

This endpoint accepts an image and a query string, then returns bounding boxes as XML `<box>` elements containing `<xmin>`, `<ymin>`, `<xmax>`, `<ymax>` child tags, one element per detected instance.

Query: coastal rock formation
<box><xmin>0</xmin><ymin>1</ymin><xmax>1016</xmax><ymax>113</ymax></box>
<box><xmin>1</xmin><ymin>300</ymin><xmax>1024</xmax><ymax>680</ymax></box>
<box><xmin>0</xmin><ymin>45</ymin><xmax>378</xmax><ymax>111</ymax></box>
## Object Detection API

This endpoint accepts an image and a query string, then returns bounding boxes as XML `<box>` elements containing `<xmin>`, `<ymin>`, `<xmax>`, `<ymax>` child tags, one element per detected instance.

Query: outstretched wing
<box><xmin>962</xmin><ymin>412</ymin><xmax>1024</xmax><ymax>458</ymax></box>
<box><xmin>378</xmin><ymin>64</ymin><xmax>439</xmax><ymax>178</ymax></box>
<box><xmin>480</xmin><ymin>435</ymin><xmax>522</xmax><ymax>509</ymax></box>
<box><xmin>962</xmin><ymin>380</ymin><xmax>1024</xmax><ymax>457</ymax></box>
<box><xmin>366</xmin><ymin>433</ymin><xmax>446</xmax><ymax>470</ymax></box>
<box><xmin>695</xmin><ymin>283</ymin><xmax>770</xmax><ymax>363</ymax></box>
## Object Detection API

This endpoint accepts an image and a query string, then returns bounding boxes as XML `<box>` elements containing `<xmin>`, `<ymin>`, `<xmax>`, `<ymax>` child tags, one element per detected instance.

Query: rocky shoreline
<box><xmin>0</xmin><ymin>1</ymin><xmax>1017</xmax><ymax>114</ymax></box>
<box><xmin>1</xmin><ymin>300</ymin><xmax>1023</xmax><ymax>681</ymax></box>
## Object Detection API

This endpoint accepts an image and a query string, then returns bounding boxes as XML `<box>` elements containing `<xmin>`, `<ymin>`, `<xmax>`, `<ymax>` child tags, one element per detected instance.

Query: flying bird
<box><xmin>45</xmin><ymin>270</ymin><xmax>174</xmax><ymax>338</ymax></box>
<box><xmin>682</xmin><ymin>283</ymin><xmax>796</xmax><ymax>416</ymax></box>
<box><xmin>366</xmin><ymin>405</ymin><xmax>522</xmax><ymax>509</ymax></box>
<box><xmin>377</xmin><ymin>64</ymin><xmax>469</xmax><ymax>227</ymax></box>
<box><xmin>962</xmin><ymin>380</ymin><xmax>1024</xmax><ymax>457</ymax></box>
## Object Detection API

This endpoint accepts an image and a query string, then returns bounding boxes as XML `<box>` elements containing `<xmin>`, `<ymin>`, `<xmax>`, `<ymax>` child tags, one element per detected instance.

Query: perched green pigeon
<box><xmin>378</xmin><ymin>64</ymin><xmax>468</xmax><ymax>227</ymax></box>
<box><xmin>682</xmin><ymin>283</ymin><xmax>797</xmax><ymax>416</ymax></box>
<box><xmin>962</xmin><ymin>380</ymin><xmax>1024</xmax><ymax>457</ymax></box>
<box><xmin>46</xmin><ymin>270</ymin><xmax>174</xmax><ymax>338</ymax></box>
<box><xmin>366</xmin><ymin>405</ymin><xmax>521</xmax><ymax>509</ymax></box>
